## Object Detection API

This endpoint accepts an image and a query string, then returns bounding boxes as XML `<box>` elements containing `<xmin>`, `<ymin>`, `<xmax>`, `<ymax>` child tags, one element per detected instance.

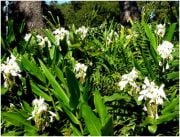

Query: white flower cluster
<box><xmin>107</xmin><ymin>30</ymin><xmax>119</xmax><ymax>45</ymax></box>
<box><xmin>27</xmin><ymin>97</ymin><xmax>56</xmax><ymax>131</ymax></box>
<box><xmin>36</xmin><ymin>35</ymin><xmax>52</xmax><ymax>48</ymax></box>
<box><xmin>53</xmin><ymin>27</ymin><xmax>69</xmax><ymax>45</ymax></box>
<box><xmin>75</xmin><ymin>26</ymin><xmax>88</xmax><ymax>40</ymax></box>
<box><xmin>157</xmin><ymin>41</ymin><xmax>173</xmax><ymax>60</ymax></box>
<box><xmin>24</xmin><ymin>33</ymin><xmax>32</xmax><ymax>41</ymax></box>
<box><xmin>1</xmin><ymin>55</ymin><xmax>21</xmax><ymax>88</ymax></box>
<box><xmin>24</xmin><ymin>33</ymin><xmax>51</xmax><ymax>48</ymax></box>
<box><xmin>155</xmin><ymin>24</ymin><xmax>166</xmax><ymax>37</ymax></box>
<box><xmin>74</xmin><ymin>62</ymin><xmax>88</xmax><ymax>82</ymax></box>
<box><xmin>118</xmin><ymin>67</ymin><xmax>139</xmax><ymax>91</ymax></box>
<box><xmin>118</xmin><ymin>68</ymin><xmax>167</xmax><ymax>119</ymax></box>
<box><xmin>157</xmin><ymin>40</ymin><xmax>174</xmax><ymax>71</ymax></box>
<box><xmin>138</xmin><ymin>77</ymin><xmax>166</xmax><ymax>119</ymax></box>
<box><xmin>138</xmin><ymin>77</ymin><xmax>166</xmax><ymax>104</ymax></box>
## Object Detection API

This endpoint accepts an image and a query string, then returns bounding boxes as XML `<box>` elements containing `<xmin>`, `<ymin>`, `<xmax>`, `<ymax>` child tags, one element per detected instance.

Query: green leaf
<box><xmin>2</xmin><ymin>131</ymin><xmax>24</xmax><ymax>136</ymax></box>
<box><xmin>2</xmin><ymin>112</ymin><xmax>37</xmax><ymax>130</ymax></box>
<box><xmin>81</xmin><ymin>103</ymin><xmax>102</xmax><ymax>136</ymax></box>
<box><xmin>69</xmin><ymin>43</ymin><xmax>81</xmax><ymax>48</ymax></box>
<box><xmin>21</xmin><ymin>56</ymin><xmax>46</xmax><ymax>82</ymax></box>
<box><xmin>161</xmin><ymin>96</ymin><xmax>179</xmax><ymax>114</ymax></box>
<box><xmin>63</xmin><ymin>106</ymin><xmax>80</xmax><ymax>125</ymax></box>
<box><xmin>65</xmin><ymin>67</ymin><xmax>80</xmax><ymax>110</ymax></box>
<box><xmin>30</xmin><ymin>81</ymin><xmax>52</xmax><ymax>101</ymax></box>
<box><xmin>55</xmin><ymin>66</ymin><xmax>65</xmax><ymax>84</ymax></box>
<box><xmin>94</xmin><ymin>91</ymin><xmax>108</xmax><ymax>125</ymax></box>
<box><xmin>157</xmin><ymin>112</ymin><xmax>178</xmax><ymax>124</ymax></box>
<box><xmin>7</xmin><ymin>19</ymin><xmax>15</xmax><ymax>44</ymax></box>
<box><xmin>71</xmin><ymin>124</ymin><xmax>82</xmax><ymax>136</ymax></box>
<box><xmin>167</xmin><ymin>72</ymin><xmax>179</xmax><ymax>80</ymax></box>
<box><xmin>22</xmin><ymin>100</ymin><xmax>32</xmax><ymax>112</ymax></box>
<box><xmin>39</xmin><ymin>60</ymin><xmax>69</xmax><ymax>106</ymax></box>
<box><xmin>165</xmin><ymin>23</ymin><xmax>176</xmax><ymax>41</ymax></box>
<box><xmin>149</xmin><ymin>45</ymin><xmax>158</xmax><ymax>66</ymax></box>
<box><xmin>143</xmin><ymin>23</ymin><xmax>157</xmax><ymax>52</ymax></box>
<box><xmin>148</xmin><ymin>125</ymin><xmax>157</xmax><ymax>134</ymax></box>
<box><xmin>103</xmin><ymin>93</ymin><xmax>131</xmax><ymax>102</ymax></box>
<box><xmin>50</xmin><ymin>45</ymin><xmax>55</xmax><ymax>60</ymax></box>
<box><xmin>0</xmin><ymin>86</ymin><xmax>8</xmax><ymax>95</ymax></box>
<box><xmin>141</xmin><ymin>116</ymin><xmax>156</xmax><ymax>127</ymax></box>
<box><xmin>139</xmin><ymin>45</ymin><xmax>155</xmax><ymax>79</ymax></box>
<box><xmin>44</xmin><ymin>29</ymin><xmax>56</xmax><ymax>45</ymax></box>
<box><xmin>101</xmin><ymin>116</ymin><xmax>113</xmax><ymax>136</ymax></box>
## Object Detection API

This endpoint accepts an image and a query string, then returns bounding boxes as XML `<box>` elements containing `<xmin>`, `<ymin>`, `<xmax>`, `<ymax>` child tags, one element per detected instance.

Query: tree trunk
<box><xmin>16</xmin><ymin>1</ymin><xmax>44</xmax><ymax>33</ymax></box>
<box><xmin>119</xmin><ymin>1</ymin><xmax>140</xmax><ymax>25</ymax></box>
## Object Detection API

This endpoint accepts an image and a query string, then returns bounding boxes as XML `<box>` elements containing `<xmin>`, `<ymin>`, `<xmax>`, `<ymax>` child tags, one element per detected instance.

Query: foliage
<box><xmin>1</xmin><ymin>3</ymin><xmax>179</xmax><ymax>136</ymax></box>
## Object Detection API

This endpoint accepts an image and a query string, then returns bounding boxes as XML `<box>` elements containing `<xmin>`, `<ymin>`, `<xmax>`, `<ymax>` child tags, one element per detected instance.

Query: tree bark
<box><xmin>119</xmin><ymin>1</ymin><xmax>140</xmax><ymax>25</ymax></box>
<box><xmin>16</xmin><ymin>1</ymin><xmax>44</xmax><ymax>33</ymax></box>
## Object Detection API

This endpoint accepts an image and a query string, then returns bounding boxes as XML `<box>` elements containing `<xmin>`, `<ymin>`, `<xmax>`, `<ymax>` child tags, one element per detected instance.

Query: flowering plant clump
<box><xmin>74</xmin><ymin>62</ymin><xmax>88</xmax><ymax>83</ymax></box>
<box><xmin>75</xmin><ymin>26</ymin><xmax>88</xmax><ymax>40</ymax></box>
<box><xmin>27</xmin><ymin>97</ymin><xmax>56</xmax><ymax>131</ymax></box>
<box><xmin>1</xmin><ymin>54</ymin><xmax>21</xmax><ymax>88</ymax></box>
<box><xmin>118</xmin><ymin>67</ymin><xmax>139</xmax><ymax>91</ymax></box>
<box><xmin>1</xmin><ymin>6</ymin><xmax>179</xmax><ymax>135</ymax></box>
<box><xmin>138</xmin><ymin>77</ymin><xmax>166</xmax><ymax>119</ymax></box>
<box><xmin>24</xmin><ymin>33</ymin><xmax>52</xmax><ymax>48</ymax></box>
<box><xmin>155</xmin><ymin>24</ymin><xmax>166</xmax><ymax>37</ymax></box>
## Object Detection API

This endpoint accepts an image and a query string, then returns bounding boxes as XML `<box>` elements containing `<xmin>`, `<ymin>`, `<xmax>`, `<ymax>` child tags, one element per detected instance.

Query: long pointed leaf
<box><xmin>143</xmin><ymin>23</ymin><xmax>157</xmax><ymax>52</ymax></box>
<box><xmin>21</xmin><ymin>56</ymin><xmax>46</xmax><ymax>82</ymax></box>
<box><xmin>81</xmin><ymin>103</ymin><xmax>102</xmax><ymax>136</ymax></box>
<box><xmin>165</xmin><ymin>23</ymin><xmax>176</xmax><ymax>41</ymax></box>
<box><xmin>30</xmin><ymin>81</ymin><xmax>52</xmax><ymax>101</ymax></box>
<box><xmin>65</xmin><ymin>67</ymin><xmax>80</xmax><ymax>110</ymax></box>
<box><xmin>39</xmin><ymin>60</ymin><xmax>69</xmax><ymax>106</ymax></box>
<box><xmin>94</xmin><ymin>91</ymin><xmax>108</xmax><ymax>125</ymax></box>
<box><xmin>2</xmin><ymin>112</ymin><xmax>37</xmax><ymax>130</ymax></box>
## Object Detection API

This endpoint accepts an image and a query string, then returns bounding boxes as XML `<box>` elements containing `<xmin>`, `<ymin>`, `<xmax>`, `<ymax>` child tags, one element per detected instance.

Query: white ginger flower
<box><xmin>157</xmin><ymin>41</ymin><xmax>173</xmax><ymax>60</ymax></box>
<box><xmin>74</xmin><ymin>62</ymin><xmax>88</xmax><ymax>80</ymax></box>
<box><xmin>1</xmin><ymin>55</ymin><xmax>21</xmax><ymax>87</ymax></box>
<box><xmin>27</xmin><ymin>97</ymin><xmax>56</xmax><ymax>131</ymax></box>
<box><xmin>28</xmin><ymin>97</ymin><xmax>48</xmax><ymax>120</ymax></box>
<box><xmin>53</xmin><ymin>27</ymin><xmax>69</xmax><ymax>45</ymax></box>
<box><xmin>118</xmin><ymin>67</ymin><xmax>139</xmax><ymax>90</ymax></box>
<box><xmin>75</xmin><ymin>26</ymin><xmax>88</xmax><ymax>40</ymax></box>
<box><xmin>48</xmin><ymin>111</ymin><xmax>57</xmax><ymax>123</ymax></box>
<box><xmin>28</xmin><ymin>97</ymin><xmax>56</xmax><ymax>121</ymax></box>
<box><xmin>36</xmin><ymin>35</ymin><xmax>44</xmax><ymax>46</ymax></box>
<box><xmin>24</xmin><ymin>33</ymin><xmax>32</xmax><ymax>41</ymax></box>
<box><xmin>155</xmin><ymin>24</ymin><xmax>166</xmax><ymax>37</ymax></box>
<box><xmin>138</xmin><ymin>77</ymin><xmax>166</xmax><ymax>105</ymax></box>
<box><xmin>44</xmin><ymin>37</ymin><xmax>52</xmax><ymax>48</ymax></box>
<box><xmin>36</xmin><ymin>35</ymin><xmax>51</xmax><ymax>48</ymax></box>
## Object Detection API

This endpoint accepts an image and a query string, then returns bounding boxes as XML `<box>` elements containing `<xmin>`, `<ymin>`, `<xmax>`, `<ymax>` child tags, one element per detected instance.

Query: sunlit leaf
<box><xmin>81</xmin><ymin>103</ymin><xmax>102</xmax><ymax>136</ymax></box>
